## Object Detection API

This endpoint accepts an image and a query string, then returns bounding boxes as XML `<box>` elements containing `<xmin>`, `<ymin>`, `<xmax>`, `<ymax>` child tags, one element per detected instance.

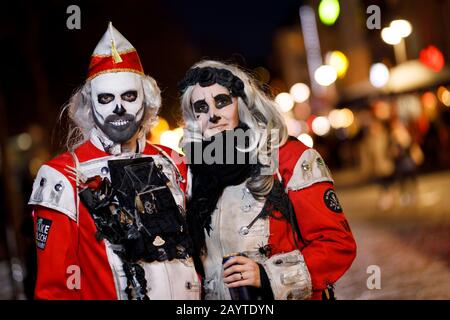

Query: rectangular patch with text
<box><xmin>36</xmin><ymin>217</ymin><xmax>53</xmax><ymax>250</ymax></box>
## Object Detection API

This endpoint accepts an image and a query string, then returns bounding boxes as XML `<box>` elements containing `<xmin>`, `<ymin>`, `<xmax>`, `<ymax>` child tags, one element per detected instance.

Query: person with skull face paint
<box><xmin>28</xmin><ymin>23</ymin><xmax>201</xmax><ymax>300</ymax></box>
<box><xmin>179</xmin><ymin>60</ymin><xmax>357</xmax><ymax>300</ymax></box>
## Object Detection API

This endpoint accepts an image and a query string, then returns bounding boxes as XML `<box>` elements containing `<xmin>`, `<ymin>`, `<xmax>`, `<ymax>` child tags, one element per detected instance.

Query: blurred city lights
<box><xmin>318</xmin><ymin>0</ymin><xmax>340</xmax><ymax>26</ymax></box>
<box><xmin>275</xmin><ymin>92</ymin><xmax>295</xmax><ymax>112</ymax></box>
<box><xmin>422</xmin><ymin>92</ymin><xmax>438</xmax><ymax>120</ymax></box>
<box><xmin>373</xmin><ymin>101</ymin><xmax>391</xmax><ymax>120</ymax></box>
<box><xmin>297</xmin><ymin>133</ymin><xmax>314</xmax><ymax>148</ymax></box>
<box><xmin>439</xmin><ymin>88</ymin><xmax>450</xmax><ymax>107</ymax></box>
<box><xmin>290</xmin><ymin>83</ymin><xmax>310</xmax><ymax>103</ymax></box>
<box><xmin>390</xmin><ymin>20</ymin><xmax>412</xmax><ymax>38</ymax></box>
<box><xmin>173</xmin><ymin>127</ymin><xmax>184</xmax><ymax>138</ymax></box>
<box><xmin>284</xmin><ymin>116</ymin><xmax>303</xmax><ymax>137</ymax></box>
<box><xmin>422</xmin><ymin>91</ymin><xmax>437</xmax><ymax>110</ymax></box>
<box><xmin>328</xmin><ymin>108</ymin><xmax>354</xmax><ymax>129</ymax></box>
<box><xmin>150</xmin><ymin>117</ymin><xmax>169</xmax><ymax>144</ymax></box>
<box><xmin>314</xmin><ymin>65</ymin><xmax>337</xmax><ymax>86</ymax></box>
<box><xmin>328</xmin><ymin>109</ymin><xmax>345</xmax><ymax>129</ymax></box>
<box><xmin>160</xmin><ymin>129</ymin><xmax>183</xmax><ymax>153</ymax></box>
<box><xmin>420</xmin><ymin>45</ymin><xmax>445</xmax><ymax>72</ymax></box>
<box><xmin>381</xmin><ymin>27</ymin><xmax>402</xmax><ymax>45</ymax></box>
<box><xmin>340</xmin><ymin>108</ymin><xmax>355</xmax><ymax>128</ymax></box>
<box><xmin>17</xmin><ymin>133</ymin><xmax>32</xmax><ymax>151</ymax></box>
<box><xmin>382</xmin><ymin>19</ymin><xmax>412</xmax><ymax>45</ymax></box>
<box><xmin>396</xmin><ymin>94</ymin><xmax>422</xmax><ymax>121</ymax></box>
<box><xmin>437</xmin><ymin>86</ymin><xmax>450</xmax><ymax>106</ymax></box>
<box><xmin>293</xmin><ymin>102</ymin><xmax>312</xmax><ymax>121</ymax></box>
<box><xmin>325</xmin><ymin>51</ymin><xmax>349</xmax><ymax>78</ymax></box>
<box><xmin>312</xmin><ymin>116</ymin><xmax>331</xmax><ymax>136</ymax></box>
<box><xmin>443</xmin><ymin>93</ymin><xmax>450</xmax><ymax>107</ymax></box>
<box><xmin>370</xmin><ymin>63</ymin><xmax>390</xmax><ymax>88</ymax></box>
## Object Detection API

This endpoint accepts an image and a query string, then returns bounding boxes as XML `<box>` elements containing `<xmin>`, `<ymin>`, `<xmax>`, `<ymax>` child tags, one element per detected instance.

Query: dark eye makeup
<box><xmin>98</xmin><ymin>93</ymin><xmax>115</xmax><ymax>104</ymax></box>
<box><xmin>121</xmin><ymin>90</ymin><xmax>138</xmax><ymax>102</ymax></box>
<box><xmin>193</xmin><ymin>99</ymin><xmax>209</xmax><ymax>114</ymax></box>
<box><xmin>214</xmin><ymin>94</ymin><xmax>233</xmax><ymax>109</ymax></box>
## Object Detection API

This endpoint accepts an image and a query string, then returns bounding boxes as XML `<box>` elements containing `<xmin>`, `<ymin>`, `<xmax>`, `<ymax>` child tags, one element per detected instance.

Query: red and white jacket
<box><xmin>201</xmin><ymin>138</ymin><xmax>357</xmax><ymax>300</ymax></box>
<box><xmin>29</xmin><ymin>135</ymin><xmax>201</xmax><ymax>300</ymax></box>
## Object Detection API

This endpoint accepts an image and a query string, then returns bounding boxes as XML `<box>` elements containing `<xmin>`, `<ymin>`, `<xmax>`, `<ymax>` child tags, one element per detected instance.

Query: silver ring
<box><xmin>240</xmin><ymin>272</ymin><xmax>244</xmax><ymax>280</ymax></box>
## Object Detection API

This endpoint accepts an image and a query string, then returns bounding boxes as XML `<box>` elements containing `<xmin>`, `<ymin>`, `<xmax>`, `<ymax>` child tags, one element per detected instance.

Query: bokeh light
<box><xmin>420</xmin><ymin>46</ymin><xmax>445</xmax><ymax>72</ymax></box>
<box><xmin>275</xmin><ymin>92</ymin><xmax>295</xmax><ymax>112</ymax></box>
<box><xmin>312</xmin><ymin>116</ymin><xmax>331</xmax><ymax>136</ymax></box>
<box><xmin>17</xmin><ymin>133</ymin><xmax>32</xmax><ymax>151</ymax></box>
<box><xmin>290</xmin><ymin>83</ymin><xmax>310</xmax><ymax>103</ymax></box>
<box><xmin>297</xmin><ymin>133</ymin><xmax>314</xmax><ymax>148</ymax></box>
<box><xmin>150</xmin><ymin>117</ymin><xmax>170</xmax><ymax>144</ymax></box>
<box><xmin>437</xmin><ymin>86</ymin><xmax>450</xmax><ymax>106</ymax></box>
<box><xmin>370</xmin><ymin>63</ymin><xmax>390</xmax><ymax>88</ymax></box>
<box><xmin>381</xmin><ymin>27</ymin><xmax>402</xmax><ymax>45</ymax></box>
<box><xmin>314</xmin><ymin>65</ymin><xmax>337</xmax><ymax>86</ymax></box>
<box><xmin>160</xmin><ymin>129</ymin><xmax>183</xmax><ymax>153</ymax></box>
<box><xmin>328</xmin><ymin>109</ymin><xmax>345</xmax><ymax>129</ymax></box>
<box><xmin>326</xmin><ymin>51</ymin><xmax>349</xmax><ymax>78</ymax></box>
<box><xmin>340</xmin><ymin>108</ymin><xmax>355</xmax><ymax>128</ymax></box>
<box><xmin>390</xmin><ymin>20</ymin><xmax>412</xmax><ymax>38</ymax></box>
<box><xmin>318</xmin><ymin>0</ymin><xmax>340</xmax><ymax>26</ymax></box>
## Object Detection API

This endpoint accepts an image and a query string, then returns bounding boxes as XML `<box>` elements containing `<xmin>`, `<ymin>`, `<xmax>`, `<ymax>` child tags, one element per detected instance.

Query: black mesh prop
<box><xmin>79</xmin><ymin>157</ymin><xmax>193</xmax><ymax>299</ymax></box>
<box><xmin>107</xmin><ymin>157</ymin><xmax>193</xmax><ymax>262</ymax></box>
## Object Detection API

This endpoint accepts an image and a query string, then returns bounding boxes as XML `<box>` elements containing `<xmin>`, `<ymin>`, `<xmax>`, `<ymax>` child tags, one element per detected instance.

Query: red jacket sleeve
<box><xmin>33</xmin><ymin>206</ymin><xmax>81</xmax><ymax>299</ymax></box>
<box><xmin>289</xmin><ymin>181</ymin><xmax>357</xmax><ymax>292</ymax></box>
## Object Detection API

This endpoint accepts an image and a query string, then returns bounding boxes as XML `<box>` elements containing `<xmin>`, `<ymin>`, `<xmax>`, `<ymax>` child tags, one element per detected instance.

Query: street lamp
<box><xmin>381</xmin><ymin>19</ymin><xmax>412</xmax><ymax>64</ymax></box>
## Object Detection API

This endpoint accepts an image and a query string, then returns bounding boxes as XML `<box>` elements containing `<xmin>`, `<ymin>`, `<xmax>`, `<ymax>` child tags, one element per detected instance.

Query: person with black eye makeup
<box><xmin>28</xmin><ymin>23</ymin><xmax>200</xmax><ymax>300</ymax></box>
<box><xmin>179</xmin><ymin>60</ymin><xmax>357</xmax><ymax>300</ymax></box>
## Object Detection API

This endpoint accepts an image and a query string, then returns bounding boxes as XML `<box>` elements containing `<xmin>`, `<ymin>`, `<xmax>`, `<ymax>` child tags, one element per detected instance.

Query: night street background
<box><xmin>1</xmin><ymin>0</ymin><xmax>449</xmax><ymax>299</ymax></box>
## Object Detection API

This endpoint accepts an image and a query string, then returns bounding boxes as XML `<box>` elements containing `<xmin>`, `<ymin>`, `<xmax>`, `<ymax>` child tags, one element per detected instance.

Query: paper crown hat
<box><xmin>87</xmin><ymin>22</ymin><xmax>144</xmax><ymax>80</ymax></box>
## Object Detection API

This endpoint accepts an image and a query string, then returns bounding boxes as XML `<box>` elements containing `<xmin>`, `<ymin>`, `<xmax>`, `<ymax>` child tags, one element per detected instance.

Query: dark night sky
<box><xmin>0</xmin><ymin>0</ymin><xmax>304</xmax><ymax>147</ymax></box>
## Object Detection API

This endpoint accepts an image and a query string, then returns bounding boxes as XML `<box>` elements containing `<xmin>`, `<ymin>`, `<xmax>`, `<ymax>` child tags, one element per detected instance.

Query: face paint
<box><xmin>213</xmin><ymin>94</ymin><xmax>233</xmax><ymax>109</ymax></box>
<box><xmin>91</xmin><ymin>72</ymin><xmax>145</xmax><ymax>143</ymax></box>
<box><xmin>193</xmin><ymin>99</ymin><xmax>209</xmax><ymax>114</ymax></box>
<box><xmin>191</xmin><ymin>83</ymin><xmax>239</xmax><ymax>139</ymax></box>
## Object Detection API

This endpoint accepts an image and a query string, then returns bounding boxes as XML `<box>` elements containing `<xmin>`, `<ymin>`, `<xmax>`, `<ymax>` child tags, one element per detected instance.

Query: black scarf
<box><xmin>185</xmin><ymin>123</ymin><xmax>259</xmax><ymax>256</ymax></box>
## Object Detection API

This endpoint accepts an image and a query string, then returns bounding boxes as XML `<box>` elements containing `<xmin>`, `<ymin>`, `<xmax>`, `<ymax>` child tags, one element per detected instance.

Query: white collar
<box><xmin>90</xmin><ymin>127</ymin><xmax>147</xmax><ymax>155</ymax></box>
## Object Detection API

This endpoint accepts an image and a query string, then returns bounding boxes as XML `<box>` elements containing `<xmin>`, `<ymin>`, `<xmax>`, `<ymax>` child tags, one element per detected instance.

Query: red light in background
<box><xmin>420</xmin><ymin>45</ymin><xmax>445</xmax><ymax>72</ymax></box>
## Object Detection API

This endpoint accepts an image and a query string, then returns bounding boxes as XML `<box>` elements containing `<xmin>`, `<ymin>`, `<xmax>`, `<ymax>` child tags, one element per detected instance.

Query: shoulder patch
<box><xmin>323</xmin><ymin>188</ymin><xmax>343</xmax><ymax>213</ymax></box>
<box><xmin>36</xmin><ymin>217</ymin><xmax>53</xmax><ymax>250</ymax></box>
<box><xmin>286</xmin><ymin>149</ymin><xmax>334</xmax><ymax>191</ymax></box>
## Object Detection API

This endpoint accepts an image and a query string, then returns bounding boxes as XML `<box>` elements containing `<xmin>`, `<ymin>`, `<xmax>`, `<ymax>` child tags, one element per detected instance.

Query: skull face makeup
<box><xmin>91</xmin><ymin>72</ymin><xmax>145</xmax><ymax>143</ymax></box>
<box><xmin>191</xmin><ymin>83</ymin><xmax>239</xmax><ymax>139</ymax></box>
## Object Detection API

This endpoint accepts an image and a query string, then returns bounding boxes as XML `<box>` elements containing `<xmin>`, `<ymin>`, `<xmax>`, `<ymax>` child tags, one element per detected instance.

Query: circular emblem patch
<box><xmin>324</xmin><ymin>189</ymin><xmax>343</xmax><ymax>213</ymax></box>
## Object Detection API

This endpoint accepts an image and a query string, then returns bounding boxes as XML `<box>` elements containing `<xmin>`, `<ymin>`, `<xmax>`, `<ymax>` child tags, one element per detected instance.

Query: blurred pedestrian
<box><xmin>390</xmin><ymin>120</ymin><xmax>422</xmax><ymax>206</ymax></box>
